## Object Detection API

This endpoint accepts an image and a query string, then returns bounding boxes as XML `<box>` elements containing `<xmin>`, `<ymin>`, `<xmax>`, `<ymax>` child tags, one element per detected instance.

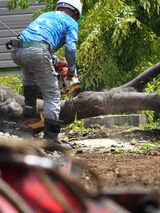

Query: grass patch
<box><xmin>128</xmin><ymin>122</ymin><xmax>160</xmax><ymax>132</ymax></box>
<box><xmin>136</xmin><ymin>142</ymin><xmax>160</xmax><ymax>153</ymax></box>
<box><xmin>67</xmin><ymin>119</ymin><xmax>89</xmax><ymax>133</ymax></box>
<box><xmin>114</xmin><ymin>149</ymin><xmax>126</xmax><ymax>155</ymax></box>
<box><xmin>138</xmin><ymin>123</ymin><xmax>160</xmax><ymax>130</ymax></box>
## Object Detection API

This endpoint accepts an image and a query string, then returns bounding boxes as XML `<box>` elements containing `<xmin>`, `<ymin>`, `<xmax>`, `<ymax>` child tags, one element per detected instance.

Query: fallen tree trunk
<box><xmin>60</xmin><ymin>91</ymin><xmax>160</xmax><ymax>124</ymax></box>
<box><xmin>0</xmin><ymin>63</ymin><xmax>160</xmax><ymax>125</ymax></box>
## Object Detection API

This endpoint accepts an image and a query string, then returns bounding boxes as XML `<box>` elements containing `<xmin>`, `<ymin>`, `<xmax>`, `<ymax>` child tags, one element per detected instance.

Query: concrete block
<box><xmin>83</xmin><ymin>114</ymin><xmax>147</xmax><ymax>128</ymax></box>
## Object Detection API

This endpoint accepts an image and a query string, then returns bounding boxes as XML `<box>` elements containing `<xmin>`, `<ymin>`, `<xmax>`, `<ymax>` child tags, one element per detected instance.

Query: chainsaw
<box><xmin>55</xmin><ymin>60</ymin><xmax>80</xmax><ymax>95</ymax></box>
<box><xmin>25</xmin><ymin>60</ymin><xmax>80</xmax><ymax>134</ymax></box>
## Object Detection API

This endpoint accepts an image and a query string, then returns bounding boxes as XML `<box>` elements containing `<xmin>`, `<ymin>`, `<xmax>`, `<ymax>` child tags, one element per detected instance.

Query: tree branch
<box><xmin>120</xmin><ymin>62</ymin><xmax>160</xmax><ymax>90</ymax></box>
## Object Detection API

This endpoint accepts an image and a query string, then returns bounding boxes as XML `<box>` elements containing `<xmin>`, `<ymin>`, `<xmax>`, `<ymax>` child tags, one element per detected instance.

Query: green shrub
<box><xmin>0</xmin><ymin>74</ymin><xmax>23</xmax><ymax>95</ymax></box>
<box><xmin>141</xmin><ymin>76</ymin><xmax>160</xmax><ymax>125</ymax></box>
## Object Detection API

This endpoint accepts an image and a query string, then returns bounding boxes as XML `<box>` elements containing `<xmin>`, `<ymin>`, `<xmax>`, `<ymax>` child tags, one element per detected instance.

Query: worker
<box><xmin>9</xmin><ymin>0</ymin><xmax>82</xmax><ymax>143</ymax></box>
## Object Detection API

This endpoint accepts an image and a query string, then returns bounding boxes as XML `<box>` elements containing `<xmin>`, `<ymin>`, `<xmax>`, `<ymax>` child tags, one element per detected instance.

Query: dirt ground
<box><xmin>65</xmin><ymin>126</ymin><xmax>160</xmax><ymax>202</ymax></box>
<box><xmin>0</xmin><ymin>123</ymin><xmax>160</xmax><ymax>211</ymax></box>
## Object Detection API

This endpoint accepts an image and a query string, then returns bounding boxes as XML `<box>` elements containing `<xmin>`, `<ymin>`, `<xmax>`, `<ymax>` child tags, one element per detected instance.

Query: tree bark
<box><xmin>0</xmin><ymin>63</ymin><xmax>159</xmax><ymax>126</ymax></box>
<box><xmin>60</xmin><ymin>91</ymin><xmax>160</xmax><ymax>124</ymax></box>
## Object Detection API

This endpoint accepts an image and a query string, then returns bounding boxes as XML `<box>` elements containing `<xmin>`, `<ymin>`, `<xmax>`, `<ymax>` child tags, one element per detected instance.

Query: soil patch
<box><xmin>66</xmin><ymin>126</ymin><xmax>160</xmax><ymax>201</ymax></box>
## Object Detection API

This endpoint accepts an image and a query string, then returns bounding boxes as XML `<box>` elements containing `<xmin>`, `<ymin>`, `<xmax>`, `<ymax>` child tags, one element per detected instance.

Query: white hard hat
<box><xmin>56</xmin><ymin>0</ymin><xmax>82</xmax><ymax>16</ymax></box>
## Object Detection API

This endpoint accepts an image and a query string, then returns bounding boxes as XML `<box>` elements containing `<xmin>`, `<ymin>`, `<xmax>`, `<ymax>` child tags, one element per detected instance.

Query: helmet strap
<box><xmin>77</xmin><ymin>16</ymin><xmax>82</xmax><ymax>25</ymax></box>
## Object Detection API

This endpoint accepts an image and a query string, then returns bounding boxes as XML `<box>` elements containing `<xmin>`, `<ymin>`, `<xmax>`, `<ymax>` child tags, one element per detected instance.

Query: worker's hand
<box><xmin>68</xmin><ymin>75</ymin><xmax>80</xmax><ymax>82</ymax></box>
<box><xmin>71</xmin><ymin>76</ymin><xmax>80</xmax><ymax>85</ymax></box>
<box><xmin>66</xmin><ymin>74</ymin><xmax>80</xmax><ymax>88</ymax></box>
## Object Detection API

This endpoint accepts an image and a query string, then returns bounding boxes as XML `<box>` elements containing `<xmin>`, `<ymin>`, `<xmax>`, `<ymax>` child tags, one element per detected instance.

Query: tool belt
<box><xmin>6</xmin><ymin>38</ymin><xmax>50</xmax><ymax>52</ymax></box>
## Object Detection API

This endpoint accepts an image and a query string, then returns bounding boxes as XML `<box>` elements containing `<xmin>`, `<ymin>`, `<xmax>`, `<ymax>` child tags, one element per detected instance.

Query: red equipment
<box><xmin>0</xmin><ymin>142</ymin><xmax>159</xmax><ymax>213</ymax></box>
<box><xmin>55</xmin><ymin>61</ymin><xmax>80</xmax><ymax>94</ymax></box>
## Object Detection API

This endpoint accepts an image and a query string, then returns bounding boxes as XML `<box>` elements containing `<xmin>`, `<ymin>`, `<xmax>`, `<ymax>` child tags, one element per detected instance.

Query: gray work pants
<box><xmin>11</xmin><ymin>47</ymin><xmax>60</xmax><ymax>121</ymax></box>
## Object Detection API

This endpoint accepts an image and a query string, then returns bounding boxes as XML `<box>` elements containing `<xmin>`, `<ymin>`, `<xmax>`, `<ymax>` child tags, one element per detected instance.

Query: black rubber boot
<box><xmin>44</xmin><ymin>119</ymin><xmax>63</xmax><ymax>142</ymax></box>
<box><xmin>23</xmin><ymin>85</ymin><xmax>39</xmax><ymax>117</ymax></box>
<box><xmin>44</xmin><ymin>118</ymin><xmax>71</xmax><ymax>149</ymax></box>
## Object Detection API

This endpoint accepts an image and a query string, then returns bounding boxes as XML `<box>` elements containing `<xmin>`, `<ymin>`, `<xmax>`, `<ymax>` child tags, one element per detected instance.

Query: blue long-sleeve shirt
<box><xmin>18</xmin><ymin>11</ymin><xmax>78</xmax><ymax>74</ymax></box>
